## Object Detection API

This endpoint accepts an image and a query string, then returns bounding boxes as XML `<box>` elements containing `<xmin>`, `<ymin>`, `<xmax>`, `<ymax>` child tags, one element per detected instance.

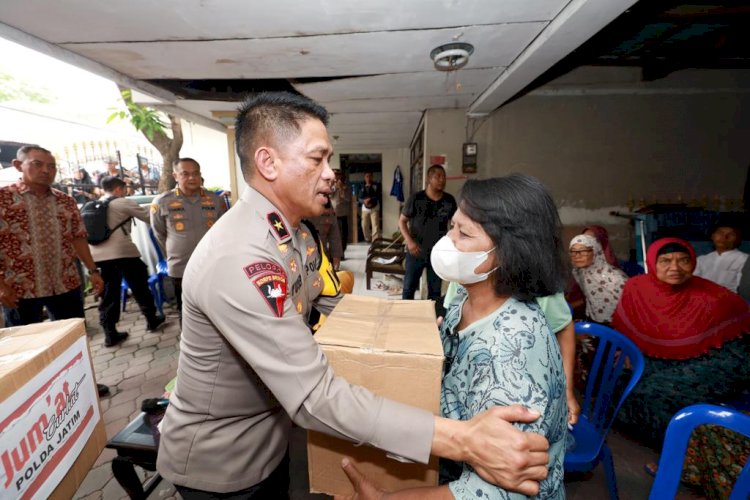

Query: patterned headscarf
<box><xmin>570</xmin><ymin>234</ymin><xmax>628</xmax><ymax>322</ymax></box>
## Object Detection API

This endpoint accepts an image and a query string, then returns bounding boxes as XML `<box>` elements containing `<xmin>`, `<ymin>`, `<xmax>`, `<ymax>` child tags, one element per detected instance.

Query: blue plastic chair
<box><xmin>147</xmin><ymin>228</ymin><xmax>168</xmax><ymax>314</ymax></box>
<box><xmin>120</xmin><ymin>228</ymin><xmax>168</xmax><ymax>315</ymax></box>
<box><xmin>120</xmin><ymin>276</ymin><xmax>164</xmax><ymax>316</ymax></box>
<box><xmin>649</xmin><ymin>404</ymin><xmax>750</xmax><ymax>500</ymax></box>
<box><xmin>564</xmin><ymin>322</ymin><xmax>645</xmax><ymax>499</ymax></box>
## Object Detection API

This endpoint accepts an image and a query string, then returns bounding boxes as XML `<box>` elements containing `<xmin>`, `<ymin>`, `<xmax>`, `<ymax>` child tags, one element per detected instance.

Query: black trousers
<box><xmin>3</xmin><ymin>287</ymin><xmax>84</xmax><ymax>326</ymax></box>
<box><xmin>98</xmin><ymin>257</ymin><xmax>158</xmax><ymax>333</ymax></box>
<box><xmin>402</xmin><ymin>252</ymin><xmax>443</xmax><ymax>301</ymax></box>
<box><xmin>171</xmin><ymin>276</ymin><xmax>183</xmax><ymax>316</ymax></box>
<box><xmin>175</xmin><ymin>450</ymin><xmax>290</xmax><ymax>499</ymax></box>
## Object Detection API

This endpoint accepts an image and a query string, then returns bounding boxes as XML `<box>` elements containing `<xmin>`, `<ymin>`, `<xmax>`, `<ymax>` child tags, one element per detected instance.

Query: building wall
<box><xmin>422</xmin><ymin>67</ymin><xmax>750</xmax><ymax>257</ymax></box>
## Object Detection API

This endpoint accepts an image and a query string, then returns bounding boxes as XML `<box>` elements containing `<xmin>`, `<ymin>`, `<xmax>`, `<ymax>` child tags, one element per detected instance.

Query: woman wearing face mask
<box><xmin>339</xmin><ymin>174</ymin><xmax>569</xmax><ymax>499</ymax></box>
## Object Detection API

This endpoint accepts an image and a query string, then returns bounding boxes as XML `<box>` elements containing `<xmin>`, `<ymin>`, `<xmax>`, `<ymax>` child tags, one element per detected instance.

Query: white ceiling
<box><xmin>0</xmin><ymin>0</ymin><xmax>638</xmax><ymax>151</ymax></box>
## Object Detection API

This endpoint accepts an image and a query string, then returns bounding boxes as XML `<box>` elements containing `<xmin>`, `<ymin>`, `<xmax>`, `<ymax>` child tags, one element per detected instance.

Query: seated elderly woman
<box><xmin>569</xmin><ymin>234</ymin><xmax>628</xmax><ymax>323</ymax></box>
<box><xmin>612</xmin><ymin>237</ymin><xmax>750</xmax><ymax>448</ymax></box>
<box><xmin>340</xmin><ymin>174</ymin><xmax>569</xmax><ymax>499</ymax></box>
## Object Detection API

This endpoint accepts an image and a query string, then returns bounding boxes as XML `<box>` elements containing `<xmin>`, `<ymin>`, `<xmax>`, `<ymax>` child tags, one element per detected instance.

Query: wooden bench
<box><xmin>365</xmin><ymin>237</ymin><xmax>406</xmax><ymax>290</ymax></box>
<box><xmin>106</xmin><ymin>412</ymin><xmax>162</xmax><ymax>499</ymax></box>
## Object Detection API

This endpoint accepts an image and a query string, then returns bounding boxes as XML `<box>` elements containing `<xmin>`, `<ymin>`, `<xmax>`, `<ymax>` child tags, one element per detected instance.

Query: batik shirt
<box><xmin>441</xmin><ymin>289</ymin><xmax>567</xmax><ymax>499</ymax></box>
<box><xmin>0</xmin><ymin>181</ymin><xmax>86</xmax><ymax>298</ymax></box>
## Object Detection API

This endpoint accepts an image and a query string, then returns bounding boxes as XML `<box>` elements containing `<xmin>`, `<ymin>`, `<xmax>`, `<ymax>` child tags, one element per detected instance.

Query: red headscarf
<box><xmin>612</xmin><ymin>237</ymin><xmax>750</xmax><ymax>359</ymax></box>
<box><xmin>583</xmin><ymin>225</ymin><xmax>619</xmax><ymax>268</ymax></box>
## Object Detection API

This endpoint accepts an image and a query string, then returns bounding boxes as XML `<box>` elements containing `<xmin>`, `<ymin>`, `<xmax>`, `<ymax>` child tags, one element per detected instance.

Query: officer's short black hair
<box><xmin>427</xmin><ymin>164</ymin><xmax>445</xmax><ymax>177</ymax></box>
<box><xmin>173</xmin><ymin>158</ymin><xmax>201</xmax><ymax>171</ymax></box>
<box><xmin>234</xmin><ymin>91</ymin><xmax>328</xmax><ymax>180</ymax></box>
<box><xmin>102</xmin><ymin>175</ymin><xmax>126</xmax><ymax>192</ymax></box>
<box><xmin>459</xmin><ymin>174</ymin><xmax>568</xmax><ymax>301</ymax></box>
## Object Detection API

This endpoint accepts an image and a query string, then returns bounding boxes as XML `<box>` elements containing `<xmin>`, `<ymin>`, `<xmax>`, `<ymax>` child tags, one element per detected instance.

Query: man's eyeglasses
<box><xmin>569</xmin><ymin>249</ymin><xmax>594</xmax><ymax>257</ymax></box>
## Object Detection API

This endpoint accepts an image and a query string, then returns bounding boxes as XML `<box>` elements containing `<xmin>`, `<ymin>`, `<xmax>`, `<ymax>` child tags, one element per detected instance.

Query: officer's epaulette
<box><xmin>266</xmin><ymin>211</ymin><xmax>291</xmax><ymax>243</ymax></box>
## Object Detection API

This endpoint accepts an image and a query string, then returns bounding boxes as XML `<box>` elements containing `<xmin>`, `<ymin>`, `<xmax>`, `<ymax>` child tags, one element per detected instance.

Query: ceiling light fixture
<box><xmin>430</xmin><ymin>42</ymin><xmax>474</xmax><ymax>71</ymax></box>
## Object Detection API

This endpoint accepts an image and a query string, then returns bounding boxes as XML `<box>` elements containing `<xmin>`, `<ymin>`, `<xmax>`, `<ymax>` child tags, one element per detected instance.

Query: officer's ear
<box><xmin>254</xmin><ymin>147</ymin><xmax>278</xmax><ymax>181</ymax></box>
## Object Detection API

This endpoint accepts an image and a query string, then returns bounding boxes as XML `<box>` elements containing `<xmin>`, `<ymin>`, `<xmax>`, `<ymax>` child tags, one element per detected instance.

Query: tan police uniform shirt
<box><xmin>89</xmin><ymin>196</ymin><xmax>150</xmax><ymax>262</ymax></box>
<box><xmin>156</xmin><ymin>187</ymin><xmax>434</xmax><ymax>493</ymax></box>
<box><xmin>150</xmin><ymin>188</ymin><xmax>227</xmax><ymax>278</ymax></box>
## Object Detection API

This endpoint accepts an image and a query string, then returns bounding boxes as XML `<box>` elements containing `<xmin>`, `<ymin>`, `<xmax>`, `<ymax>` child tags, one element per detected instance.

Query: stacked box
<box><xmin>0</xmin><ymin>319</ymin><xmax>106</xmax><ymax>499</ymax></box>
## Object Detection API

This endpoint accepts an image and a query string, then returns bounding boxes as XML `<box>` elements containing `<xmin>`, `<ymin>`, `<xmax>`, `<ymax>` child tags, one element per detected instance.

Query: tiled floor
<box><xmin>72</xmin><ymin>242</ymin><xmax>705</xmax><ymax>499</ymax></box>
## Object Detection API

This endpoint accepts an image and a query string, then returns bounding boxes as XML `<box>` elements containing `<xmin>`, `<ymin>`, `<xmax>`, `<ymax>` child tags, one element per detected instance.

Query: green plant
<box><xmin>107</xmin><ymin>87</ymin><xmax>183</xmax><ymax>192</ymax></box>
<box><xmin>0</xmin><ymin>71</ymin><xmax>52</xmax><ymax>103</ymax></box>
<box><xmin>107</xmin><ymin>89</ymin><xmax>167</xmax><ymax>140</ymax></box>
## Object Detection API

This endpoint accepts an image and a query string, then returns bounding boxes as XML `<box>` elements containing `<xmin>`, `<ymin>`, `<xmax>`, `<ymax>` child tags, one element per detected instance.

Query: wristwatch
<box><xmin>88</xmin><ymin>267</ymin><xmax>102</xmax><ymax>275</ymax></box>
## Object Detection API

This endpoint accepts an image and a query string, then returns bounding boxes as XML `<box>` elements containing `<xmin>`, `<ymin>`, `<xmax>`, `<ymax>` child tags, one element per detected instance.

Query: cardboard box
<box><xmin>308</xmin><ymin>296</ymin><xmax>444</xmax><ymax>496</ymax></box>
<box><xmin>0</xmin><ymin>319</ymin><xmax>106</xmax><ymax>500</ymax></box>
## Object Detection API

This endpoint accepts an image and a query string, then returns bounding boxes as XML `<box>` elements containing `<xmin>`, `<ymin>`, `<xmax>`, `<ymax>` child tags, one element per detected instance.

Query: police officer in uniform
<box><xmin>150</xmin><ymin>157</ymin><xmax>227</xmax><ymax>318</ymax></box>
<box><xmin>156</xmin><ymin>92</ymin><xmax>550</xmax><ymax>498</ymax></box>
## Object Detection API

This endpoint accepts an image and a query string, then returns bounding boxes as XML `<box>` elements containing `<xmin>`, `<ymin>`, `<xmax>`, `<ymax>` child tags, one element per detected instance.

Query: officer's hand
<box><xmin>462</xmin><ymin>405</ymin><xmax>549</xmax><ymax>496</ymax></box>
<box><xmin>334</xmin><ymin>458</ymin><xmax>386</xmax><ymax>500</ymax></box>
<box><xmin>0</xmin><ymin>280</ymin><xmax>18</xmax><ymax>309</ymax></box>
<box><xmin>90</xmin><ymin>273</ymin><xmax>105</xmax><ymax>298</ymax></box>
<box><xmin>406</xmin><ymin>240</ymin><xmax>420</xmax><ymax>257</ymax></box>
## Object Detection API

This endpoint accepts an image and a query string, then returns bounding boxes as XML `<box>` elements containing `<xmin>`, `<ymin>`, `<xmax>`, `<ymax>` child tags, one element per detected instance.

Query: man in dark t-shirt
<box><xmin>399</xmin><ymin>165</ymin><xmax>457</xmax><ymax>300</ymax></box>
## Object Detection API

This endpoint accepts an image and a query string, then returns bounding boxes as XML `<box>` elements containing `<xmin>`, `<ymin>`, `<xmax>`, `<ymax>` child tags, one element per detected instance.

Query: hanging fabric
<box><xmin>390</xmin><ymin>165</ymin><xmax>404</xmax><ymax>202</ymax></box>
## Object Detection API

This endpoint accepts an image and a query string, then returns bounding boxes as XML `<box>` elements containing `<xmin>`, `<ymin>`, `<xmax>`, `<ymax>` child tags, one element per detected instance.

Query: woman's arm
<box><xmin>555</xmin><ymin>321</ymin><xmax>581</xmax><ymax>425</ymax></box>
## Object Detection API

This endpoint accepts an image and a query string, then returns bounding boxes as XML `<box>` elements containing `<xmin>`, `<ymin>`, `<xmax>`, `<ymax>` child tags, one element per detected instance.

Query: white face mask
<box><xmin>430</xmin><ymin>236</ymin><xmax>496</xmax><ymax>285</ymax></box>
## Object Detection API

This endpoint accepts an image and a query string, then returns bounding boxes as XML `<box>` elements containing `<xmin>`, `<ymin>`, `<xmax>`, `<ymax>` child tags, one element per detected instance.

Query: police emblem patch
<box><xmin>267</xmin><ymin>212</ymin><xmax>290</xmax><ymax>241</ymax></box>
<box><xmin>243</xmin><ymin>261</ymin><xmax>287</xmax><ymax>317</ymax></box>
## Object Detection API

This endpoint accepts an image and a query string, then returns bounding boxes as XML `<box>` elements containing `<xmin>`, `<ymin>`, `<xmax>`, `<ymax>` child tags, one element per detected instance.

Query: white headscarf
<box><xmin>570</xmin><ymin>234</ymin><xmax>628</xmax><ymax>322</ymax></box>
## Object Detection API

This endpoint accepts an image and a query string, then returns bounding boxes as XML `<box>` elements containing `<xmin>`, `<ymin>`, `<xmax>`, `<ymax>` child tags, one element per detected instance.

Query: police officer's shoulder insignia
<box><xmin>267</xmin><ymin>211</ymin><xmax>290</xmax><ymax>241</ymax></box>
<box><xmin>243</xmin><ymin>261</ymin><xmax>287</xmax><ymax>317</ymax></box>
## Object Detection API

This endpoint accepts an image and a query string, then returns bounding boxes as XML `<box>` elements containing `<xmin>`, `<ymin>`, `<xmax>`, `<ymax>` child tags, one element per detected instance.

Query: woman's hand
<box><xmin>334</xmin><ymin>458</ymin><xmax>387</xmax><ymax>500</ymax></box>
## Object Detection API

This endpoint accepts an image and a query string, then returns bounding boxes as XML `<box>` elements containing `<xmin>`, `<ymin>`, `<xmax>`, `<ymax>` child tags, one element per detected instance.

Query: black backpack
<box><xmin>81</xmin><ymin>198</ymin><xmax>131</xmax><ymax>245</ymax></box>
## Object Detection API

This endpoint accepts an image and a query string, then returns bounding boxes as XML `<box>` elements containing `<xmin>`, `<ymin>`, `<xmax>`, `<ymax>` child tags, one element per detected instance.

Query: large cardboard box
<box><xmin>308</xmin><ymin>295</ymin><xmax>444</xmax><ymax>496</ymax></box>
<box><xmin>0</xmin><ymin>319</ymin><xmax>106</xmax><ymax>500</ymax></box>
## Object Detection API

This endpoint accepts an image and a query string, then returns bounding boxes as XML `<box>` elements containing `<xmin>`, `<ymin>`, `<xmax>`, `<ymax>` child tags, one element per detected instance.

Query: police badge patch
<box><xmin>243</xmin><ymin>261</ymin><xmax>287</xmax><ymax>317</ymax></box>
